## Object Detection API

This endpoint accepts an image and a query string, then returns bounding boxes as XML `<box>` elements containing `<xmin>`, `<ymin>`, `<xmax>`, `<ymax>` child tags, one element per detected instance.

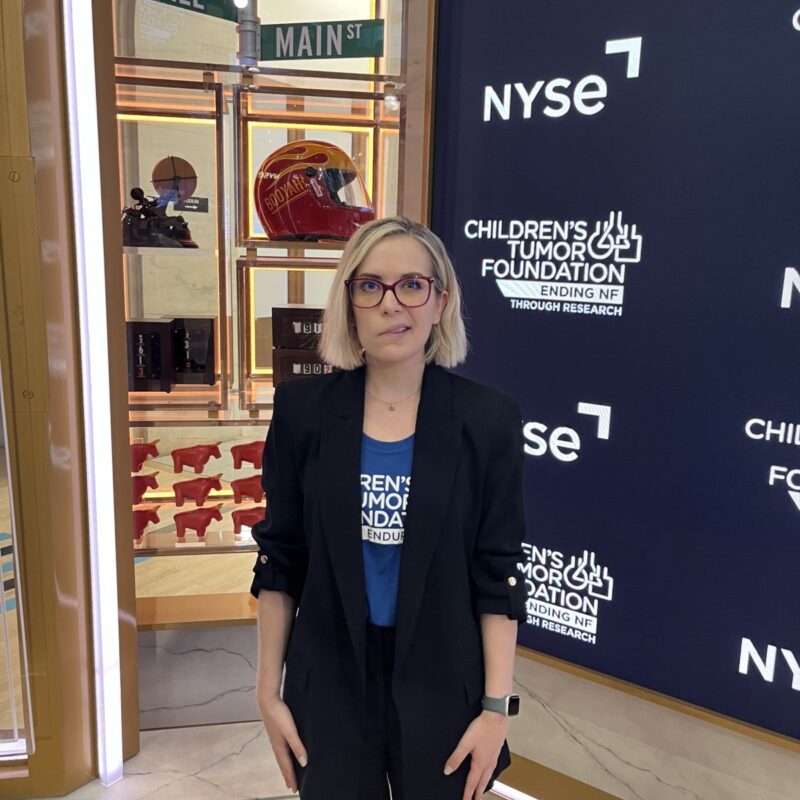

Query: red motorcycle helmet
<box><xmin>254</xmin><ymin>140</ymin><xmax>375</xmax><ymax>241</ymax></box>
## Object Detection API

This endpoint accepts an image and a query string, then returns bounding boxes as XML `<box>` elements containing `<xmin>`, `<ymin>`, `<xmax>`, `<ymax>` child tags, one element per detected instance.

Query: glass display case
<box><xmin>113</xmin><ymin>0</ymin><xmax>413</xmax><ymax>639</ymax></box>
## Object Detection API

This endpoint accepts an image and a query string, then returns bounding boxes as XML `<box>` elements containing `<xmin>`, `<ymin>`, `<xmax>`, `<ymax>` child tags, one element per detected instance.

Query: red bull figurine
<box><xmin>133</xmin><ymin>506</ymin><xmax>161</xmax><ymax>541</ymax></box>
<box><xmin>173</xmin><ymin>474</ymin><xmax>223</xmax><ymax>507</ymax></box>
<box><xmin>231</xmin><ymin>440</ymin><xmax>264</xmax><ymax>470</ymax></box>
<box><xmin>231</xmin><ymin>474</ymin><xmax>265</xmax><ymax>504</ymax></box>
<box><xmin>171</xmin><ymin>442</ymin><xmax>222</xmax><ymax>474</ymax></box>
<box><xmin>132</xmin><ymin>472</ymin><xmax>160</xmax><ymax>504</ymax></box>
<box><xmin>174</xmin><ymin>504</ymin><xmax>223</xmax><ymax>539</ymax></box>
<box><xmin>131</xmin><ymin>440</ymin><xmax>160</xmax><ymax>473</ymax></box>
<box><xmin>232</xmin><ymin>505</ymin><xmax>265</xmax><ymax>534</ymax></box>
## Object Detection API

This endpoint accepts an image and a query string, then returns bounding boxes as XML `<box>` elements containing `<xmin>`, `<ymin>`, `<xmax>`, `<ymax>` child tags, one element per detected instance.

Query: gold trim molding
<box><xmin>502</xmin><ymin>751</ymin><xmax>621</xmax><ymax>800</ymax></box>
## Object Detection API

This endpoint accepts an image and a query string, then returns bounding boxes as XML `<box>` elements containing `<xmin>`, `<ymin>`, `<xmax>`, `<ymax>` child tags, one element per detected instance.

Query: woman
<box><xmin>251</xmin><ymin>217</ymin><xmax>527</xmax><ymax>800</ymax></box>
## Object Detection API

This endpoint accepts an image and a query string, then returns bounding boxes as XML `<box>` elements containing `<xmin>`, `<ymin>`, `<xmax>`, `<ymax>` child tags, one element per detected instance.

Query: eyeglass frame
<box><xmin>344</xmin><ymin>275</ymin><xmax>439</xmax><ymax>308</ymax></box>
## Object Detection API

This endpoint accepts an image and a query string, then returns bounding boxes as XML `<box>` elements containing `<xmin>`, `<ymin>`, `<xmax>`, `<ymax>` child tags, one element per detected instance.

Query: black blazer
<box><xmin>250</xmin><ymin>361</ymin><xmax>528</xmax><ymax>799</ymax></box>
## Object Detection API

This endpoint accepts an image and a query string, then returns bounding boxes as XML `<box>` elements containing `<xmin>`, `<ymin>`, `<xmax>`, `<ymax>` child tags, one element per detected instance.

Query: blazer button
<box><xmin>507</xmin><ymin>576</ymin><xmax>517</xmax><ymax>587</ymax></box>
<box><xmin>260</xmin><ymin>555</ymin><xmax>269</xmax><ymax>564</ymax></box>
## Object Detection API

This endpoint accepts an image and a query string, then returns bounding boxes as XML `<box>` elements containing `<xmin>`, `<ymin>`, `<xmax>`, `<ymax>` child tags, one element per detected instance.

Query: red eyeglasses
<box><xmin>345</xmin><ymin>275</ymin><xmax>438</xmax><ymax>308</ymax></box>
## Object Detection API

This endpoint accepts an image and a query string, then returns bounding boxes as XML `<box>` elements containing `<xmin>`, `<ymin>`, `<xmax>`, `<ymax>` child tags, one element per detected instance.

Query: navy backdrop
<box><xmin>431</xmin><ymin>1</ymin><xmax>800</xmax><ymax>739</ymax></box>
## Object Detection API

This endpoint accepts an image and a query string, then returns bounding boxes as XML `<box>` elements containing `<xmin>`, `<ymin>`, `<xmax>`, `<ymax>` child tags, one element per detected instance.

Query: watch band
<box><xmin>481</xmin><ymin>693</ymin><xmax>520</xmax><ymax>716</ymax></box>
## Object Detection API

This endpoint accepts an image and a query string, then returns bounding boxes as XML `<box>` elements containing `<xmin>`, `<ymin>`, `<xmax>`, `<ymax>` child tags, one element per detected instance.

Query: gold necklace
<box><xmin>365</xmin><ymin>384</ymin><xmax>421</xmax><ymax>412</ymax></box>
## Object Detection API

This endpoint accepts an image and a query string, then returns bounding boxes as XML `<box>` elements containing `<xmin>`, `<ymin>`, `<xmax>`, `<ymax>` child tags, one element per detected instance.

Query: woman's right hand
<box><xmin>258</xmin><ymin>691</ymin><xmax>308</xmax><ymax>793</ymax></box>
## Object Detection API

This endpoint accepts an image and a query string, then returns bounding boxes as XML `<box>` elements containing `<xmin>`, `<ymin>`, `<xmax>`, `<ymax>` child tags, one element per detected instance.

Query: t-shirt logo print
<box><xmin>361</xmin><ymin>434</ymin><xmax>414</xmax><ymax>626</ymax></box>
<box><xmin>360</xmin><ymin>473</ymin><xmax>411</xmax><ymax>545</ymax></box>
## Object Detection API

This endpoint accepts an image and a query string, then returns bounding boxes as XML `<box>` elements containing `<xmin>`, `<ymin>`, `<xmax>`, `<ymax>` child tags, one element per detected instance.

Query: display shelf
<box><xmin>127</xmin><ymin>395</ymin><xmax>225</xmax><ymax>413</ymax></box>
<box><xmin>240</xmin><ymin>375</ymin><xmax>320</xmax><ymax>410</ymax></box>
<box><xmin>237</xmin><ymin>380</ymin><xmax>276</xmax><ymax>411</ymax></box>
<box><xmin>243</xmin><ymin>240</ymin><xmax>346</xmax><ymax>252</ymax></box>
<box><xmin>133</xmin><ymin>530</ymin><xmax>258</xmax><ymax>555</ymax></box>
<box><xmin>136</xmin><ymin>593</ymin><xmax>257</xmax><ymax>631</ymax></box>
<box><xmin>118</xmin><ymin>76</ymin><xmax>229</xmax><ymax>410</ymax></box>
<box><xmin>115</xmin><ymin>57</ymin><xmax>402</xmax><ymax>87</ymax></box>
<box><xmin>129</xmin><ymin>415</ymin><xmax>271</xmax><ymax>428</ymax></box>
<box><xmin>128</xmin><ymin>387</ymin><xmax>222</xmax><ymax>400</ymax></box>
<box><xmin>136</xmin><ymin>493</ymin><xmax>252</xmax><ymax>505</ymax></box>
<box><xmin>238</xmin><ymin>254</ymin><xmax>340</xmax><ymax>271</ymax></box>
<box><xmin>129</xmin><ymin>402</ymin><xmax>274</xmax><ymax>427</ymax></box>
<box><xmin>123</xmin><ymin>246</ymin><xmax>218</xmax><ymax>257</ymax></box>
<box><xmin>236</xmin><ymin>258</ymin><xmax>333</xmax><ymax>405</ymax></box>
<box><xmin>124</xmin><ymin>365</ymin><xmax>224</xmax><ymax>411</ymax></box>
<box><xmin>130</xmin><ymin>412</ymin><xmax>269</xmax><ymax>556</ymax></box>
<box><xmin>233</xmin><ymin>79</ymin><xmax>400</xmax><ymax>248</ymax></box>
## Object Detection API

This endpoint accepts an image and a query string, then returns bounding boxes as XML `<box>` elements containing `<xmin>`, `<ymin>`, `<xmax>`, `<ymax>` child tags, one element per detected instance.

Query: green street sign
<box><xmin>260</xmin><ymin>19</ymin><xmax>385</xmax><ymax>61</ymax></box>
<box><xmin>147</xmin><ymin>0</ymin><xmax>239</xmax><ymax>24</ymax></box>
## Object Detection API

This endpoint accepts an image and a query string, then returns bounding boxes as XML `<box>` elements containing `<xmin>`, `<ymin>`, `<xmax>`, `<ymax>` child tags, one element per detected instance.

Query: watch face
<box><xmin>508</xmin><ymin>695</ymin><xmax>520</xmax><ymax>716</ymax></box>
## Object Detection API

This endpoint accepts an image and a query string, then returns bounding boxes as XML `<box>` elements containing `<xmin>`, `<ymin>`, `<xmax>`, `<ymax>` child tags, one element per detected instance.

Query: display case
<box><xmin>118</xmin><ymin>75</ymin><xmax>228</xmax><ymax>411</ymax></box>
<box><xmin>113</xmin><ymin>0</ymin><xmax>423</xmax><ymax>640</ymax></box>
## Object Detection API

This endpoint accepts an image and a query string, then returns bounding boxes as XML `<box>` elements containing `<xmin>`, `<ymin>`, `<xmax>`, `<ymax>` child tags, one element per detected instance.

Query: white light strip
<box><xmin>490</xmin><ymin>782</ymin><xmax>540</xmax><ymax>800</ymax></box>
<box><xmin>62</xmin><ymin>1</ymin><xmax>124</xmax><ymax>786</ymax></box>
<box><xmin>0</xmin><ymin>740</ymin><xmax>28</xmax><ymax>759</ymax></box>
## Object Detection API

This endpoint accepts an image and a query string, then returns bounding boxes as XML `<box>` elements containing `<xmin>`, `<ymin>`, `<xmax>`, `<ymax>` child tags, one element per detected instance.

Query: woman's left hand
<box><xmin>444</xmin><ymin>711</ymin><xmax>509</xmax><ymax>800</ymax></box>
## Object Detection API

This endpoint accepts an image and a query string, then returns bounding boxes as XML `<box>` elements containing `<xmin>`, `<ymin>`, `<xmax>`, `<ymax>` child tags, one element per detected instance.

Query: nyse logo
<box><xmin>484</xmin><ymin>37</ymin><xmax>642</xmax><ymax>122</ymax></box>
<box><xmin>739</xmin><ymin>638</ymin><xmax>800</xmax><ymax>691</ymax></box>
<box><xmin>781</xmin><ymin>267</ymin><xmax>800</xmax><ymax>308</ymax></box>
<box><xmin>523</xmin><ymin>402</ymin><xmax>610</xmax><ymax>462</ymax></box>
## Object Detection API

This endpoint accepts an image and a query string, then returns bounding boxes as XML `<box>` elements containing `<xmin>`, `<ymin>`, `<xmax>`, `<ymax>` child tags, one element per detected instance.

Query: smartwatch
<box><xmin>481</xmin><ymin>693</ymin><xmax>520</xmax><ymax>717</ymax></box>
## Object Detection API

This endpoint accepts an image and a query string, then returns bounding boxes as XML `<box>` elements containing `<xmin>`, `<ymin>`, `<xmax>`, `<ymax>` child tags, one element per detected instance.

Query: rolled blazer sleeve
<box><xmin>470</xmin><ymin>393</ymin><xmax>528</xmax><ymax>625</ymax></box>
<box><xmin>249</xmin><ymin>382</ymin><xmax>308</xmax><ymax>603</ymax></box>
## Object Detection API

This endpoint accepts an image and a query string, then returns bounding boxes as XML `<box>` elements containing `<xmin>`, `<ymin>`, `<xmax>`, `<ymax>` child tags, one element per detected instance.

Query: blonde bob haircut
<box><xmin>318</xmin><ymin>216</ymin><xmax>468</xmax><ymax>370</ymax></box>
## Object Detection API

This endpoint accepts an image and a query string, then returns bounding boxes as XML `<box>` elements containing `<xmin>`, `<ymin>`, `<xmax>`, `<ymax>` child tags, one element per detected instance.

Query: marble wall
<box><xmin>509</xmin><ymin>652</ymin><xmax>800</xmax><ymax>800</ymax></box>
<box><xmin>138</xmin><ymin>625</ymin><xmax>261</xmax><ymax>730</ymax></box>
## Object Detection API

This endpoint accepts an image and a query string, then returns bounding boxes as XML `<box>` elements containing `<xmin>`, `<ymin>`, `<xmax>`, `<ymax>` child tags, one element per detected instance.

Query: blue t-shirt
<box><xmin>361</xmin><ymin>432</ymin><xmax>414</xmax><ymax>627</ymax></box>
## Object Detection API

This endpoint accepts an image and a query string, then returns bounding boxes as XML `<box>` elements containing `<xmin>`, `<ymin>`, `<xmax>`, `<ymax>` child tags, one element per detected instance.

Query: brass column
<box><xmin>0</xmin><ymin>0</ymin><xmax>139</xmax><ymax>794</ymax></box>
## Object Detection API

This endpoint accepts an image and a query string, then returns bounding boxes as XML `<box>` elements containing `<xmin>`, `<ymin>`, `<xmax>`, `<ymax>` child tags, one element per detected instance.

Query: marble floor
<box><xmin>43</xmin><ymin>720</ymin><xmax>501</xmax><ymax>800</ymax></box>
<box><xmin>44</xmin><ymin>722</ymin><xmax>290</xmax><ymax>799</ymax></box>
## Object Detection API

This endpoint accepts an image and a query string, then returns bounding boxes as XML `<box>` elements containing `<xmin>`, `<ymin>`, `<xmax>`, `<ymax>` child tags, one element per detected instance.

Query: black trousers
<box><xmin>357</xmin><ymin>621</ymin><xmax>405</xmax><ymax>800</ymax></box>
<box><xmin>293</xmin><ymin>622</ymin><xmax>498</xmax><ymax>798</ymax></box>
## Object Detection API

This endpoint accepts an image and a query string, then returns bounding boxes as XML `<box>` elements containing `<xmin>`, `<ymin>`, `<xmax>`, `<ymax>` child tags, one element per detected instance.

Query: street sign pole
<box><xmin>237</xmin><ymin>1</ymin><xmax>260</xmax><ymax>68</ymax></box>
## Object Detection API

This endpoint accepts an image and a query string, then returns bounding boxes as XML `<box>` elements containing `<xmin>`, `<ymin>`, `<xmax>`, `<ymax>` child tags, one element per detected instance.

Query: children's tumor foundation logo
<box><xmin>469</xmin><ymin>211</ymin><xmax>643</xmax><ymax>317</ymax></box>
<box><xmin>519</xmin><ymin>545</ymin><xmax>614</xmax><ymax>645</ymax></box>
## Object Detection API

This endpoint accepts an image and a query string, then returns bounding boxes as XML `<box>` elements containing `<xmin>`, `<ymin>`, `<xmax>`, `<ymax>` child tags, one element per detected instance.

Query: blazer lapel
<box><xmin>318</xmin><ymin>365</ymin><xmax>368</xmax><ymax>686</ymax></box>
<box><xmin>317</xmin><ymin>362</ymin><xmax>463</xmax><ymax>691</ymax></box>
<box><xmin>393</xmin><ymin>363</ymin><xmax>463</xmax><ymax>679</ymax></box>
